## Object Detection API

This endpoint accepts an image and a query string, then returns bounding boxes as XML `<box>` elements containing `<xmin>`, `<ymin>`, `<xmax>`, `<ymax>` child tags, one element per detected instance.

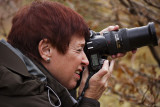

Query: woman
<box><xmin>0</xmin><ymin>1</ymin><xmax>131</xmax><ymax>107</ymax></box>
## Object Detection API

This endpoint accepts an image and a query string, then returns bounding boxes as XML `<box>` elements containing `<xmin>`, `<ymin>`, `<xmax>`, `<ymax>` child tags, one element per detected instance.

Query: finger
<box><xmin>132</xmin><ymin>49</ymin><xmax>137</xmax><ymax>54</ymax></box>
<box><xmin>102</xmin><ymin>60</ymin><xmax>115</xmax><ymax>83</ymax></box>
<box><xmin>81</xmin><ymin>67</ymin><xmax>89</xmax><ymax>83</ymax></box>
<box><xmin>102</xmin><ymin>60</ymin><xmax>109</xmax><ymax>70</ymax></box>
<box><xmin>116</xmin><ymin>53</ymin><xmax>126</xmax><ymax>57</ymax></box>
<box><xmin>113</xmin><ymin>25</ymin><xmax>119</xmax><ymax>30</ymax></box>
<box><xmin>108</xmin><ymin>25</ymin><xmax>119</xmax><ymax>31</ymax></box>
<box><xmin>109</xmin><ymin>60</ymin><xmax>115</xmax><ymax>72</ymax></box>
<box><xmin>111</xmin><ymin>55</ymin><xmax>117</xmax><ymax>59</ymax></box>
<box><xmin>100</xmin><ymin>25</ymin><xmax>119</xmax><ymax>34</ymax></box>
<box><xmin>104</xmin><ymin>60</ymin><xmax>115</xmax><ymax>79</ymax></box>
<box><xmin>105</xmin><ymin>82</ymin><xmax>108</xmax><ymax>88</ymax></box>
<box><xmin>107</xmin><ymin>26</ymin><xmax>116</xmax><ymax>31</ymax></box>
<box><xmin>95</xmin><ymin>60</ymin><xmax>109</xmax><ymax>79</ymax></box>
<box><xmin>100</xmin><ymin>28</ymin><xmax>110</xmax><ymax>35</ymax></box>
<box><xmin>100</xmin><ymin>28</ymin><xmax>109</xmax><ymax>32</ymax></box>
<box><xmin>78</xmin><ymin>67</ymin><xmax>89</xmax><ymax>96</ymax></box>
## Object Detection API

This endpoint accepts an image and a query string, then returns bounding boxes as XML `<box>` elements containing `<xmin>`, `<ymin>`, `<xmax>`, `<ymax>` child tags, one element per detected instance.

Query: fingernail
<box><xmin>117</xmin><ymin>53</ymin><xmax>122</xmax><ymax>57</ymax></box>
<box><xmin>132</xmin><ymin>49</ymin><xmax>137</xmax><ymax>54</ymax></box>
<box><xmin>111</xmin><ymin>55</ymin><xmax>116</xmax><ymax>58</ymax></box>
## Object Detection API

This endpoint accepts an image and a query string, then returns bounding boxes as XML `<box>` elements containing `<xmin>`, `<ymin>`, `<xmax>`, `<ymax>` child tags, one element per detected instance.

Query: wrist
<box><xmin>79</xmin><ymin>97</ymin><xmax>100</xmax><ymax>107</ymax></box>
<box><xmin>84</xmin><ymin>91</ymin><xmax>100</xmax><ymax>100</ymax></box>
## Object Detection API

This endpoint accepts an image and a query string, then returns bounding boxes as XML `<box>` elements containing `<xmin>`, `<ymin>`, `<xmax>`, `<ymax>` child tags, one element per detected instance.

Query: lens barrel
<box><xmin>85</xmin><ymin>22</ymin><xmax>158</xmax><ymax>73</ymax></box>
<box><xmin>103</xmin><ymin>22</ymin><xmax>158</xmax><ymax>54</ymax></box>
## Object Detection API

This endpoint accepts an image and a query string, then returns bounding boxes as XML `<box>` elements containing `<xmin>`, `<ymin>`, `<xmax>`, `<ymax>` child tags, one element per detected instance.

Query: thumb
<box><xmin>94</xmin><ymin>60</ymin><xmax>109</xmax><ymax>79</ymax></box>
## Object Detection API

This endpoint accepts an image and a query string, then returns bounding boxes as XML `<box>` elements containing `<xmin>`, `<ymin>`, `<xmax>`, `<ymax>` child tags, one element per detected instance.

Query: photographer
<box><xmin>0</xmin><ymin>1</ymin><xmax>135</xmax><ymax>107</ymax></box>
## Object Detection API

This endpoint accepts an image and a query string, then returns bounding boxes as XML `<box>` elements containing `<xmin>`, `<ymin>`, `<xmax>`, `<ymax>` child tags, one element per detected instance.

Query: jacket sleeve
<box><xmin>78</xmin><ymin>97</ymin><xmax>100</xmax><ymax>107</ymax></box>
<box><xmin>69</xmin><ymin>88</ymin><xmax>100</xmax><ymax>107</ymax></box>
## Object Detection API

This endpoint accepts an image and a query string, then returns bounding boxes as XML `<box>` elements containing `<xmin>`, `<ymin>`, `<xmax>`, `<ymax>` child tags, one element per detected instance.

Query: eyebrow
<box><xmin>79</xmin><ymin>42</ymin><xmax>85</xmax><ymax>48</ymax></box>
<box><xmin>81</xmin><ymin>43</ymin><xmax>85</xmax><ymax>47</ymax></box>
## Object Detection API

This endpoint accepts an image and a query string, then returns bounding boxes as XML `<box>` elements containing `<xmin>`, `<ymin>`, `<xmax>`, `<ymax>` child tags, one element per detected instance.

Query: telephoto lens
<box><xmin>85</xmin><ymin>22</ymin><xmax>158</xmax><ymax>73</ymax></box>
<box><xmin>103</xmin><ymin>22</ymin><xmax>158</xmax><ymax>55</ymax></box>
<box><xmin>85</xmin><ymin>22</ymin><xmax>158</xmax><ymax>72</ymax></box>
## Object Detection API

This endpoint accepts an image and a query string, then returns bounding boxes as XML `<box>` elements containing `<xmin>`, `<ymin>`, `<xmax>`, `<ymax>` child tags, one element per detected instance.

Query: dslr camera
<box><xmin>85</xmin><ymin>22</ymin><xmax>158</xmax><ymax>73</ymax></box>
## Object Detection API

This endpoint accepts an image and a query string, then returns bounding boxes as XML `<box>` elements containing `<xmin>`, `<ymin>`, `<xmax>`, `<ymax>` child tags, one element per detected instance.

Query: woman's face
<box><xmin>46</xmin><ymin>35</ymin><xmax>89</xmax><ymax>89</ymax></box>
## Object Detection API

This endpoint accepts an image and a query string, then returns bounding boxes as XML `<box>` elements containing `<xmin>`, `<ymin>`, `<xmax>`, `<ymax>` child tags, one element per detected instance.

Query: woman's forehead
<box><xmin>69</xmin><ymin>36</ymin><xmax>85</xmax><ymax>47</ymax></box>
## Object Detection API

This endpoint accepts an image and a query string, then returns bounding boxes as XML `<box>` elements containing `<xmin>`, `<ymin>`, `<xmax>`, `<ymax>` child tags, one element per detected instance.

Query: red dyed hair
<box><xmin>7</xmin><ymin>1</ymin><xmax>89</xmax><ymax>60</ymax></box>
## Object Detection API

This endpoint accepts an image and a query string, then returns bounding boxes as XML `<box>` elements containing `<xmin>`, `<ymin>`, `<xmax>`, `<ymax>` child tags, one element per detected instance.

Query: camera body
<box><xmin>85</xmin><ymin>22</ymin><xmax>158</xmax><ymax>73</ymax></box>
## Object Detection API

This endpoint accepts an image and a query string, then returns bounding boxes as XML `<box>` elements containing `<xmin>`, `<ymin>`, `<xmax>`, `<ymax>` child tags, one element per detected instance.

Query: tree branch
<box><xmin>144</xmin><ymin>0</ymin><xmax>160</xmax><ymax>9</ymax></box>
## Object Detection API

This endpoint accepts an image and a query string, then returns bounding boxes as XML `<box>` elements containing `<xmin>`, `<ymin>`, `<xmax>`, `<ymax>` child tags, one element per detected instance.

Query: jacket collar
<box><xmin>0</xmin><ymin>39</ymin><xmax>46</xmax><ymax>82</ymax></box>
<box><xmin>0</xmin><ymin>39</ymin><xmax>30</xmax><ymax>76</ymax></box>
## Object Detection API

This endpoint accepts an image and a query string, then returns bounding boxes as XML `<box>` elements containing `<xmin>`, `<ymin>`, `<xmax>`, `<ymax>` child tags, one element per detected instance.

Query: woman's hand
<box><xmin>100</xmin><ymin>25</ymin><xmax>137</xmax><ymax>58</ymax></box>
<box><xmin>79</xmin><ymin>60</ymin><xmax>115</xmax><ymax>100</ymax></box>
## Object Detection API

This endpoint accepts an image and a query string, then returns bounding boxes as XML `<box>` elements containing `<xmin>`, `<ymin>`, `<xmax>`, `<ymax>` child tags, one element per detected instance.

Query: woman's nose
<box><xmin>81</xmin><ymin>51</ymin><xmax>89</xmax><ymax>66</ymax></box>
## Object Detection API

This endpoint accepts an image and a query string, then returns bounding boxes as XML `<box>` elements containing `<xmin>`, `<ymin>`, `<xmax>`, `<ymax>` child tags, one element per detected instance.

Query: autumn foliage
<box><xmin>0</xmin><ymin>0</ymin><xmax>160</xmax><ymax>106</ymax></box>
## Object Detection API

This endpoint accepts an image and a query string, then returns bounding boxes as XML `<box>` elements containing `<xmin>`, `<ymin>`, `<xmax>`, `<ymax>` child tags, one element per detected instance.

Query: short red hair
<box><xmin>7</xmin><ymin>1</ymin><xmax>89</xmax><ymax>60</ymax></box>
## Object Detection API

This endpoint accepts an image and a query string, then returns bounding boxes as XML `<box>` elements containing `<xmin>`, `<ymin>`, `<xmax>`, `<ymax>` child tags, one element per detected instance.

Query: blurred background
<box><xmin>0</xmin><ymin>0</ymin><xmax>160</xmax><ymax>107</ymax></box>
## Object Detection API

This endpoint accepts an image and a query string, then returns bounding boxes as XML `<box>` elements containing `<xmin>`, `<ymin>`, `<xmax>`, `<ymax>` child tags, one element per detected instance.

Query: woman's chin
<box><xmin>66</xmin><ymin>82</ymin><xmax>77</xmax><ymax>90</ymax></box>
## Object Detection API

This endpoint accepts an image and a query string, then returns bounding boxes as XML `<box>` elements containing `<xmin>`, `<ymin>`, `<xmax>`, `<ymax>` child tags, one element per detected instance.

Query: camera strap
<box><xmin>76</xmin><ymin>71</ymin><xmax>94</xmax><ymax>106</ymax></box>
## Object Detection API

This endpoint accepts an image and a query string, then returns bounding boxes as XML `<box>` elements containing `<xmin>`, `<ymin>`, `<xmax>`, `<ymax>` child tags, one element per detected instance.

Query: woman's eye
<box><xmin>77</xmin><ymin>48</ymin><xmax>83</xmax><ymax>52</ymax></box>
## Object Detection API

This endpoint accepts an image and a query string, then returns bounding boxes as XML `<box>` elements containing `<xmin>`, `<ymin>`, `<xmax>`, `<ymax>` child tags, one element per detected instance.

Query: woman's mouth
<box><xmin>75</xmin><ymin>70</ymin><xmax>82</xmax><ymax>79</ymax></box>
<box><xmin>75</xmin><ymin>70</ymin><xmax>80</xmax><ymax>75</ymax></box>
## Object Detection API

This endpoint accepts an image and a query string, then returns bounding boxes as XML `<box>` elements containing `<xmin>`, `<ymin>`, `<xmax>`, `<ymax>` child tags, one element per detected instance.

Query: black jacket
<box><xmin>0</xmin><ymin>39</ymin><xmax>100</xmax><ymax>107</ymax></box>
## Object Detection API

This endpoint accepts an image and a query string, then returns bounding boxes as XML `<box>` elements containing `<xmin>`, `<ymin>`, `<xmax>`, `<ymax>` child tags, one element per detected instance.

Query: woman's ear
<box><xmin>38</xmin><ymin>39</ymin><xmax>52</xmax><ymax>62</ymax></box>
